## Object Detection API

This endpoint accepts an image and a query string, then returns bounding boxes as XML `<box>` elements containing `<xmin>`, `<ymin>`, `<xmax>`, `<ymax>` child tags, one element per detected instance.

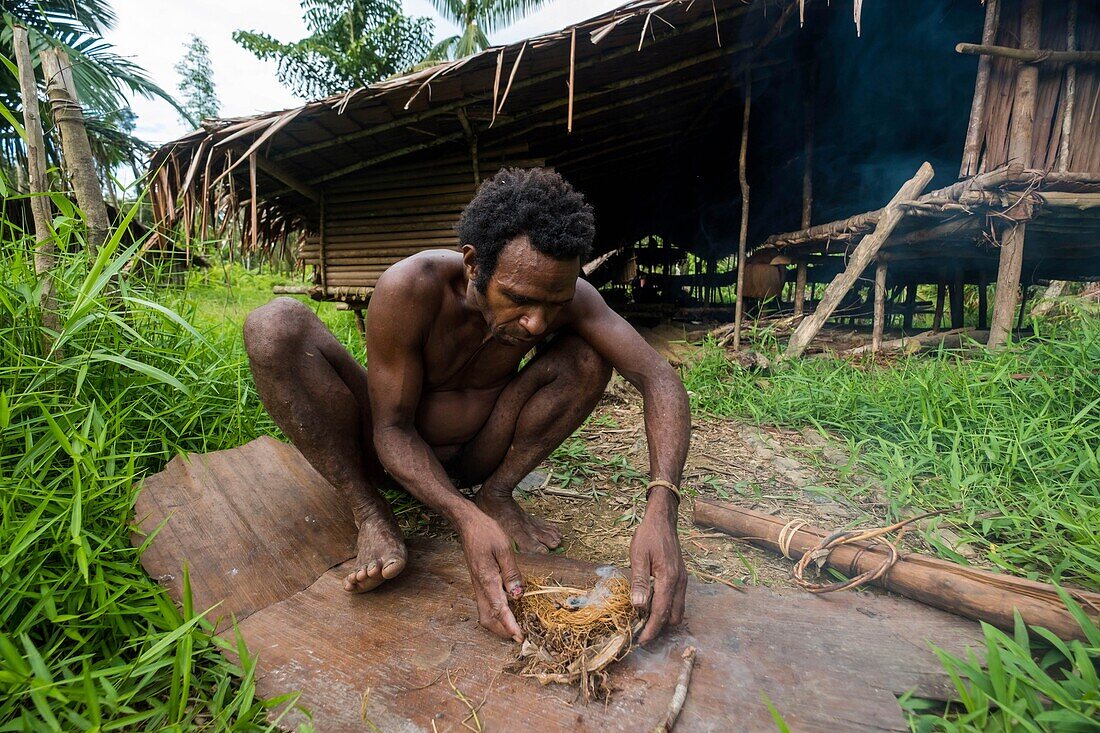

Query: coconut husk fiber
<box><xmin>508</xmin><ymin>569</ymin><xmax>642</xmax><ymax>702</ymax></box>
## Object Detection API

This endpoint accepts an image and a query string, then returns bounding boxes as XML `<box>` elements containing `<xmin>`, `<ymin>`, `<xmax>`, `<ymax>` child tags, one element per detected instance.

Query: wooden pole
<box><xmin>732</xmin><ymin>72</ymin><xmax>751</xmax><ymax>351</ymax></box>
<box><xmin>955</xmin><ymin>43</ymin><xmax>1100</xmax><ymax>65</ymax></box>
<box><xmin>932</xmin><ymin>283</ymin><xmax>946</xmax><ymax>333</ymax></box>
<box><xmin>960</xmin><ymin>0</ymin><xmax>1000</xmax><ymax>177</ymax></box>
<box><xmin>13</xmin><ymin>25</ymin><xmax>59</xmax><ymax>338</ymax></box>
<box><xmin>1042</xmin><ymin>0</ymin><xmax>1077</xmax><ymax>305</ymax></box>
<box><xmin>793</xmin><ymin>261</ymin><xmax>807</xmax><ymax>316</ymax></box>
<box><xmin>693</xmin><ymin>499</ymin><xmax>1100</xmax><ymax>642</ymax></box>
<box><xmin>902</xmin><ymin>283</ymin><xmax>916</xmax><ymax>331</ymax></box>
<box><xmin>988</xmin><ymin>0</ymin><xmax>1042</xmax><ymax>348</ymax></box>
<box><xmin>318</xmin><ymin>193</ymin><xmax>328</xmax><ymax>291</ymax></box>
<box><xmin>39</xmin><ymin>48</ymin><xmax>109</xmax><ymax>258</ymax></box>
<box><xmin>1057</xmin><ymin>1</ymin><xmax>1078</xmax><ymax>171</ymax></box>
<box><xmin>950</xmin><ymin>269</ymin><xmax>965</xmax><ymax>330</ymax></box>
<box><xmin>249</xmin><ymin>152</ymin><xmax>259</xmax><ymax>258</ymax></box>
<box><xmin>978</xmin><ymin>270</ymin><xmax>989</xmax><ymax>330</ymax></box>
<box><xmin>781</xmin><ymin>163</ymin><xmax>934</xmax><ymax>361</ymax></box>
<box><xmin>871</xmin><ymin>261</ymin><xmax>887</xmax><ymax>353</ymax></box>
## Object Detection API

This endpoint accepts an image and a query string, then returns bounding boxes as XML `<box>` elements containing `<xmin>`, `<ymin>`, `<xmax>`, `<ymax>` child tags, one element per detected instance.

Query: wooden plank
<box><xmin>781</xmin><ymin>163</ymin><xmax>935</xmax><ymax>360</ymax></box>
<box><xmin>134</xmin><ymin>438</ymin><xmax>986</xmax><ymax>732</ymax></box>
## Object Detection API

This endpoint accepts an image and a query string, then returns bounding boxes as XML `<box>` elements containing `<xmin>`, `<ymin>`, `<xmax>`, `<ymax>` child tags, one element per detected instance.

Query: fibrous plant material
<box><xmin>508</xmin><ymin>569</ymin><xmax>641</xmax><ymax>702</ymax></box>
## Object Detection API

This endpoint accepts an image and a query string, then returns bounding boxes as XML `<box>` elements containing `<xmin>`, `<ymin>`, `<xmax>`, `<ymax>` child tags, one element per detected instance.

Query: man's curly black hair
<box><xmin>456</xmin><ymin>167</ymin><xmax>595</xmax><ymax>291</ymax></box>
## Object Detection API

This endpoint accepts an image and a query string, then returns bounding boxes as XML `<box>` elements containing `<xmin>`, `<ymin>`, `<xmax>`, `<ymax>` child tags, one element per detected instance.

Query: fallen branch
<box><xmin>837</xmin><ymin>327</ymin><xmax>978</xmax><ymax>356</ymax></box>
<box><xmin>693</xmin><ymin>499</ymin><xmax>1100</xmax><ymax>641</ymax></box>
<box><xmin>653</xmin><ymin>646</ymin><xmax>697</xmax><ymax>733</ymax></box>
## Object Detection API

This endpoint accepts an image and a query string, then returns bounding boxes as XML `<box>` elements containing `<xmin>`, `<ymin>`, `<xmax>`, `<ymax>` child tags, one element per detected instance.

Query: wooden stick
<box><xmin>955</xmin><ymin>43</ymin><xmax>1100</xmax><ymax>65</ymax></box>
<box><xmin>781</xmin><ymin>163</ymin><xmax>934</xmax><ymax>360</ymax></box>
<box><xmin>732</xmin><ymin>71</ymin><xmax>752</xmax><ymax>351</ymax></box>
<box><xmin>950</xmin><ymin>268</ymin><xmax>965</xmax><ymax>330</ymax></box>
<box><xmin>652</xmin><ymin>646</ymin><xmax>696</xmax><ymax>733</ymax></box>
<box><xmin>871</xmin><ymin>261</ymin><xmax>887</xmax><ymax>352</ymax></box>
<box><xmin>1057</xmin><ymin>1</ymin><xmax>1078</xmax><ymax>171</ymax></box>
<box><xmin>693</xmin><ymin>499</ymin><xmax>1100</xmax><ymax>641</ymax></box>
<box><xmin>989</xmin><ymin>0</ymin><xmax>1042</xmax><ymax>348</ymax></box>
<box><xmin>567</xmin><ymin>28</ymin><xmax>576</xmax><ymax>134</ymax></box>
<box><xmin>932</xmin><ymin>278</ymin><xmax>946</xmax><ymax>332</ymax></box>
<box><xmin>960</xmin><ymin>0</ymin><xmax>1000</xmax><ymax>177</ymax></box>
<box><xmin>793</xmin><ymin>261</ymin><xmax>807</xmax><ymax>317</ymax></box>
<box><xmin>840</xmin><ymin>327</ymin><xmax>976</xmax><ymax>356</ymax></box>
<box><xmin>318</xmin><ymin>193</ymin><xmax>328</xmax><ymax>291</ymax></box>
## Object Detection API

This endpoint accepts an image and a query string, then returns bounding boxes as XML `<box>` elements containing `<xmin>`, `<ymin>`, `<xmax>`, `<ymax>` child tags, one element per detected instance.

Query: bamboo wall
<box><xmin>299</xmin><ymin>152</ymin><xmax>543</xmax><ymax>290</ymax></box>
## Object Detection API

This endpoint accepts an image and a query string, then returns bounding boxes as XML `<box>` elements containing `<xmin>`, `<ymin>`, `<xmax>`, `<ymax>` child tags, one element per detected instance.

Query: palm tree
<box><xmin>426</xmin><ymin>0</ymin><xmax>554</xmax><ymax>61</ymax></box>
<box><xmin>0</xmin><ymin>1</ymin><xmax>183</xmax><ymax>182</ymax></box>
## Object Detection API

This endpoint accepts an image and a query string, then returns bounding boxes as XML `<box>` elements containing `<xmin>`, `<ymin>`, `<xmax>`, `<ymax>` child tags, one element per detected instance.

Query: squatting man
<box><xmin>244</xmin><ymin>168</ymin><xmax>690</xmax><ymax>645</ymax></box>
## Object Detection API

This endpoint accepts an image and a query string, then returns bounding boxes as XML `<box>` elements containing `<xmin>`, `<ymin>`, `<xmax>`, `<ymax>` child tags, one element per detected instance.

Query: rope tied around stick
<box><xmin>791</xmin><ymin>509</ymin><xmax>955</xmax><ymax>593</ymax></box>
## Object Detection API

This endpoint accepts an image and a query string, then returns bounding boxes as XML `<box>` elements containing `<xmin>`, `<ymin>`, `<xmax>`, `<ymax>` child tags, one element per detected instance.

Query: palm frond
<box><xmin>480</xmin><ymin>0</ymin><xmax>554</xmax><ymax>34</ymax></box>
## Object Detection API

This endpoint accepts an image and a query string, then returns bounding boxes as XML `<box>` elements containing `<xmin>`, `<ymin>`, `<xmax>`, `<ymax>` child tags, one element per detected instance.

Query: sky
<box><xmin>106</xmin><ymin>0</ymin><xmax>626</xmax><ymax>147</ymax></box>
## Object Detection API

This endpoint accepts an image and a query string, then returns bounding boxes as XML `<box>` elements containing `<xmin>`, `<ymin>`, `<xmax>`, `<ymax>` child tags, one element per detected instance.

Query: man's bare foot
<box><xmin>343</xmin><ymin>508</ymin><xmax>407</xmax><ymax>592</ymax></box>
<box><xmin>475</xmin><ymin>492</ymin><xmax>562</xmax><ymax>554</ymax></box>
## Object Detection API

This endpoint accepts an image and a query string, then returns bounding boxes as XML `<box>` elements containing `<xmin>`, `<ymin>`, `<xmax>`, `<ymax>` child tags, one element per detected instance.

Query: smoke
<box><xmin>564</xmin><ymin>566</ymin><xmax>624</xmax><ymax>610</ymax></box>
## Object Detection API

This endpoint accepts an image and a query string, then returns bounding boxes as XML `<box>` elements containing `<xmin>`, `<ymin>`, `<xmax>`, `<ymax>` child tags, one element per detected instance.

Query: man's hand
<box><xmin>629</xmin><ymin>491</ymin><xmax>687</xmax><ymax>645</ymax></box>
<box><xmin>458</xmin><ymin>510</ymin><xmax>527</xmax><ymax>643</ymax></box>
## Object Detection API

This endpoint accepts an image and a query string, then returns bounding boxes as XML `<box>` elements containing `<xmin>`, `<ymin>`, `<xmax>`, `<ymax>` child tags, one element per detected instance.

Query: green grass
<box><xmin>683</xmin><ymin>316</ymin><xmax>1100</xmax><ymax>591</ymax></box>
<box><xmin>0</xmin><ymin>211</ymin><xmax>306</xmax><ymax>728</ymax></box>
<box><xmin>2</xmin><ymin>192</ymin><xmax>1097</xmax><ymax>729</ymax></box>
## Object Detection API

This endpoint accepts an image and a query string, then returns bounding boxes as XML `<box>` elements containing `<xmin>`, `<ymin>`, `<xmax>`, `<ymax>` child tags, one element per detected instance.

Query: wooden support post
<box><xmin>872</xmin><ymin>261</ymin><xmax>887</xmax><ymax>353</ymax></box>
<box><xmin>793</xmin><ymin>261</ymin><xmax>807</xmax><ymax>316</ymax></box>
<box><xmin>978</xmin><ymin>271</ymin><xmax>989</xmax><ymax>330</ymax></box>
<box><xmin>781</xmin><ymin>163</ymin><xmax>934</xmax><ymax>361</ymax></box>
<box><xmin>988</xmin><ymin>0</ymin><xmax>1041</xmax><ymax>348</ymax></box>
<box><xmin>903</xmin><ymin>284</ymin><xmax>916</xmax><ymax>331</ymax></box>
<box><xmin>961</xmin><ymin>0</ymin><xmax>999</xmax><ymax>177</ymax></box>
<box><xmin>732</xmin><ymin>72</ymin><xmax>751</xmax><ymax>351</ymax></box>
<box><xmin>950</xmin><ymin>269</ymin><xmax>965</xmax><ymax>330</ymax></box>
<box><xmin>318</xmin><ymin>193</ymin><xmax>328</xmax><ymax>291</ymax></box>
<box><xmin>249</xmin><ymin>152</ymin><xmax>259</xmax><ymax>257</ymax></box>
<box><xmin>39</xmin><ymin>48</ymin><xmax>110</xmax><ymax>257</ymax></box>
<box><xmin>1017</xmin><ymin>285</ymin><xmax>1031</xmax><ymax>331</ymax></box>
<box><xmin>933</xmin><ymin>279</ymin><xmax>946</xmax><ymax>333</ymax></box>
<box><xmin>13</xmin><ymin>25</ymin><xmax>59</xmax><ymax>339</ymax></box>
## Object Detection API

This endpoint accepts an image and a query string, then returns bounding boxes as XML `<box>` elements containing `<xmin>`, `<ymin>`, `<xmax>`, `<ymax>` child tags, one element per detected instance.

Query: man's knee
<box><xmin>243</xmin><ymin>297</ymin><xmax>315</xmax><ymax>367</ymax></box>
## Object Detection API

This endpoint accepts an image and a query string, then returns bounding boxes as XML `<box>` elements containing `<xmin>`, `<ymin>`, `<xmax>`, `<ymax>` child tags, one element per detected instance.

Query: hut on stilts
<box><xmin>149</xmin><ymin>0</ymin><xmax>1099</xmax><ymax>352</ymax></box>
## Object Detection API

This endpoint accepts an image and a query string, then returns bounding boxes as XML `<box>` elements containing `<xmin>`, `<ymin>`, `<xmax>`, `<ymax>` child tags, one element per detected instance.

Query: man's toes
<box><xmin>381</xmin><ymin>555</ymin><xmax>406</xmax><ymax>579</ymax></box>
<box><xmin>365</xmin><ymin>560</ymin><xmax>381</xmax><ymax>578</ymax></box>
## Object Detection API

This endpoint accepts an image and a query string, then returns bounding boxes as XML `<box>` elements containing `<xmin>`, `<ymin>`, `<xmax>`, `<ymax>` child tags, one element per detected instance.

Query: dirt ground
<box><xmin>400</xmin><ymin>372</ymin><xmax>944</xmax><ymax>593</ymax></box>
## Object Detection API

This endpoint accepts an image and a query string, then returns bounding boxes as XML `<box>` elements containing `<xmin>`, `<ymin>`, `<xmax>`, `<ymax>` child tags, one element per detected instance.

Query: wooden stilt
<box><xmin>978</xmin><ymin>271</ymin><xmax>988</xmax><ymax>330</ymax></box>
<box><xmin>932</xmin><ymin>279</ymin><xmax>946</xmax><ymax>333</ymax></box>
<box><xmin>903</xmin><ymin>284</ymin><xmax>916</xmax><ymax>331</ymax></box>
<box><xmin>872</xmin><ymin>261</ymin><xmax>887</xmax><ymax>353</ymax></box>
<box><xmin>732</xmin><ymin>72</ymin><xmax>752</xmax><ymax>351</ymax></box>
<box><xmin>782</xmin><ymin>163</ymin><xmax>934</xmax><ymax>360</ymax></box>
<box><xmin>950</xmin><ymin>269</ymin><xmax>965</xmax><ymax>330</ymax></box>
<box><xmin>793</xmin><ymin>261</ymin><xmax>807</xmax><ymax>316</ymax></box>
<box><xmin>988</xmin><ymin>0</ymin><xmax>1042</xmax><ymax>348</ymax></box>
<box><xmin>1017</xmin><ymin>285</ymin><xmax>1031</xmax><ymax>331</ymax></box>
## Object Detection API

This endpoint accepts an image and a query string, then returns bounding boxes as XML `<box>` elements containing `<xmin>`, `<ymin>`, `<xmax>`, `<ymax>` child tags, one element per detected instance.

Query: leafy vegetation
<box><xmin>233</xmin><ymin>0</ymin><xmax>434</xmax><ymax>99</ymax></box>
<box><xmin>174</xmin><ymin>35</ymin><xmax>219</xmax><ymax>128</ymax></box>
<box><xmin>0</xmin><ymin>197</ymin><xmax>312</xmax><ymax>728</ymax></box>
<box><xmin>683</xmin><ymin>316</ymin><xmax>1100</xmax><ymax>591</ymax></box>
<box><xmin>0</xmin><ymin>0</ymin><xmax>181</xmax><ymax>175</ymax></box>
<box><xmin>425</xmin><ymin>0</ymin><xmax>553</xmax><ymax>61</ymax></box>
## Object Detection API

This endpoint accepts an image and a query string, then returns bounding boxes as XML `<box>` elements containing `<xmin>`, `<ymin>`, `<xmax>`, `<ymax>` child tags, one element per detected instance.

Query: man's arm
<box><xmin>568</xmin><ymin>280</ymin><xmax>690</xmax><ymax>644</ymax></box>
<box><xmin>366</xmin><ymin>262</ymin><xmax>526</xmax><ymax>642</ymax></box>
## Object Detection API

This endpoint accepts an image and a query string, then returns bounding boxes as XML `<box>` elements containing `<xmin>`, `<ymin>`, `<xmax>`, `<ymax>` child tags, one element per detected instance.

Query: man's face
<box><xmin>471</xmin><ymin>236</ymin><xmax>579</xmax><ymax>346</ymax></box>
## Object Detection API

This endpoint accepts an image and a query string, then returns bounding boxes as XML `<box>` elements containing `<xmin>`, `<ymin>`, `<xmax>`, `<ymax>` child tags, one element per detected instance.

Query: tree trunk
<box><xmin>13</xmin><ymin>25</ymin><xmax>60</xmax><ymax>340</ymax></box>
<box><xmin>39</xmin><ymin>48</ymin><xmax>110</xmax><ymax>258</ymax></box>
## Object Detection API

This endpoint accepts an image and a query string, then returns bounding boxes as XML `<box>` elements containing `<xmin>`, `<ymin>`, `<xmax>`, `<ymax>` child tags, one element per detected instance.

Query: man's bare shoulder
<box><xmin>373</xmin><ymin>251</ymin><xmax>462</xmax><ymax>309</ymax></box>
<box><xmin>564</xmin><ymin>278</ymin><xmax>613</xmax><ymax>322</ymax></box>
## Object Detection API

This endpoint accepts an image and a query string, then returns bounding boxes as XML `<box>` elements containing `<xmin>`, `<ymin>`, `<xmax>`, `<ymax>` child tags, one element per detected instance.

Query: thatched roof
<box><xmin>147</xmin><ymin>0</ymin><xmax>815</xmax><ymax>252</ymax></box>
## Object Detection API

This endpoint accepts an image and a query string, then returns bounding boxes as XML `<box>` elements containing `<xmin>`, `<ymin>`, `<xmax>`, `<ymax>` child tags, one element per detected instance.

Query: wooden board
<box><xmin>134</xmin><ymin>438</ymin><xmax>985</xmax><ymax>732</ymax></box>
